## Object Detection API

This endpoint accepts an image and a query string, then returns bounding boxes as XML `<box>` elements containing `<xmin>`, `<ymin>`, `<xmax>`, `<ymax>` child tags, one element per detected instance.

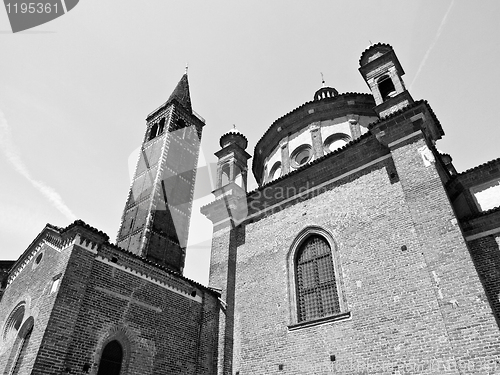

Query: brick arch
<box><xmin>286</xmin><ymin>226</ymin><xmax>349</xmax><ymax>327</ymax></box>
<box><xmin>92</xmin><ymin>325</ymin><xmax>135</xmax><ymax>375</ymax></box>
<box><xmin>1</xmin><ymin>295</ymin><xmax>33</xmax><ymax>353</ymax></box>
<box><xmin>3</xmin><ymin>315</ymin><xmax>34</xmax><ymax>374</ymax></box>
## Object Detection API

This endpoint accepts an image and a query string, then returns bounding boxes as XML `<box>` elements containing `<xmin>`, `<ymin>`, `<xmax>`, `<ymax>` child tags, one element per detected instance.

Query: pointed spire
<box><xmin>167</xmin><ymin>73</ymin><xmax>192</xmax><ymax>113</ymax></box>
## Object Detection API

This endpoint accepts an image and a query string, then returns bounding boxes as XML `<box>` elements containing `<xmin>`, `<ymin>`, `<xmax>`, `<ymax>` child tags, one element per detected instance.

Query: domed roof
<box><xmin>314</xmin><ymin>86</ymin><xmax>339</xmax><ymax>101</ymax></box>
<box><xmin>359</xmin><ymin>42</ymin><xmax>394</xmax><ymax>66</ymax></box>
<box><xmin>220</xmin><ymin>125</ymin><xmax>248</xmax><ymax>149</ymax></box>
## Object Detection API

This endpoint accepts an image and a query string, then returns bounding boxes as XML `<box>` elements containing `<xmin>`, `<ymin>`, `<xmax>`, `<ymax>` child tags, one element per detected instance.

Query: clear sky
<box><xmin>1</xmin><ymin>1</ymin><xmax>499</xmax><ymax>285</ymax></box>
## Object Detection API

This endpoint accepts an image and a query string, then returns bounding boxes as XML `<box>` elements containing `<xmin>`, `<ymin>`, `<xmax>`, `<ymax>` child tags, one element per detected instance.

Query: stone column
<box><xmin>310</xmin><ymin>122</ymin><xmax>323</xmax><ymax>159</ymax></box>
<box><xmin>280</xmin><ymin>137</ymin><xmax>290</xmax><ymax>175</ymax></box>
<box><xmin>368</xmin><ymin>77</ymin><xmax>383</xmax><ymax>105</ymax></box>
<box><xmin>347</xmin><ymin>116</ymin><xmax>361</xmax><ymax>140</ymax></box>
<box><xmin>389</xmin><ymin>66</ymin><xmax>404</xmax><ymax>93</ymax></box>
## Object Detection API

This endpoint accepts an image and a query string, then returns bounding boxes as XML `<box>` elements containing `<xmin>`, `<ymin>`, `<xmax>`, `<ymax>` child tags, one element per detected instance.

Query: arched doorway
<box><xmin>97</xmin><ymin>340</ymin><xmax>123</xmax><ymax>375</ymax></box>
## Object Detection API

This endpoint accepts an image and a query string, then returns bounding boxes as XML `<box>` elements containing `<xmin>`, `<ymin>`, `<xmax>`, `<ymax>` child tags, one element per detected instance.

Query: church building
<box><xmin>0</xmin><ymin>75</ymin><xmax>220</xmax><ymax>374</ymax></box>
<box><xmin>1</xmin><ymin>43</ymin><xmax>500</xmax><ymax>374</ymax></box>
<box><xmin>202</xmin><ymin>43</ymin><xmax>500</xmax><ymax>374</ymax></box>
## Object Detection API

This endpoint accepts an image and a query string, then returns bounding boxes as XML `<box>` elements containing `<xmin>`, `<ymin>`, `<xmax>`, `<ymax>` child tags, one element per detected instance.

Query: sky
<box><xmin>0</xmin><ymin>1</ymin><xmax>499</xmax><ymax>286</ymax></box>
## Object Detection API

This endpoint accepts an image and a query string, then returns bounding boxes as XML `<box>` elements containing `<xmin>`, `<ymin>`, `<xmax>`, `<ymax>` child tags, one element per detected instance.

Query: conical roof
<box><xmin>167</xmin><ymin>73</ymin><xmax>192</xmax><ymax>113</ymax></box>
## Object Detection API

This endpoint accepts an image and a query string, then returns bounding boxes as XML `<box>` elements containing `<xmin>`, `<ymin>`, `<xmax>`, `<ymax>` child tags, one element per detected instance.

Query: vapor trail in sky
<box><xmin>409</xmin><ymin>0</ymin><xmax>455</xmax><ymax>90</ymax></box>
<box><xmin>0</xmin><ymin>108</ymin><xmax>77</xmax><ymax>221</ymax></box>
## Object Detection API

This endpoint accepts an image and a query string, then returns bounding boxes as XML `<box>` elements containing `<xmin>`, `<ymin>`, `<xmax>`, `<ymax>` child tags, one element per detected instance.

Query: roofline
<box><xmin>6</xmin><ymin>220</ymin><xmax>219</xmax><ymax>297</ymax></box>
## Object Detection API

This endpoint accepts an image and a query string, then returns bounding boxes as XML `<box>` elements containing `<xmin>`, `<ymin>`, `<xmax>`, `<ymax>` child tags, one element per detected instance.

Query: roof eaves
<box><xmin>366</xmin><ymin>100</ymin><xmax>444</xmax><ymax>136</ymax></box>
<box><xmin>461</xmin><ymin>205</ymin><xmax>500</xmax><ymax>222</ymax></box>
<box><xmin>455</xmin><ymin>157</ymin><xmax>500</xmax><ymax>176</ymax></box>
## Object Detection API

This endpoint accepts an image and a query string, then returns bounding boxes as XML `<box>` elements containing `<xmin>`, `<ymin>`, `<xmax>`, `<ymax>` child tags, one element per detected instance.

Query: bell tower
<box><xmin>201</xmin><ymin>127</ymin><xmax>251</xmax><ymax>227</ymax></box>
<box><xmin>214</xmin><ymin>126</ymin><xmax>251</xmax><ymax>195</ymax></box>
<box><xmin>116</xmin><ymin>73</ymin><xmax>205</xmax><ymax>274</ymax></box>
<box><xmin>359</xmin><ymin>43</ymin><xmax>414</xmax><ymax>118</ymax></box>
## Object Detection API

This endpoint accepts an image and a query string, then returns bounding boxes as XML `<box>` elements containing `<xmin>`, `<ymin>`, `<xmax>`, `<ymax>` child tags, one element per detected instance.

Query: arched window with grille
<box><xmin>287</xmin><ymin>227</ymin><xmax>350</xmax><ymax>329</ymax></box>
<box><xmin>97</xmin><ymin>340</ymin><xmax>123</xmax><ymax>375</ymax></box>
<box><xmin>296</xmin><ymin>235</ymin><xmax>339</xmax><ymax>322</ymax></box>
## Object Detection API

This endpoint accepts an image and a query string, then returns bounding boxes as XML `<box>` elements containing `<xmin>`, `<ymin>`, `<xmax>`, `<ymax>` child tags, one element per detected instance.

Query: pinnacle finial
<box><xmin>320</xmin><ymin>72</ymin><xmax>325</xmax><ymax>87</ymax></box>
<box><xmin>185</xmin><ymin>63</ymin><xmax>189</xmax><ymax>75</ymax></box>
<box><xmin>232</xmin><ymin>124</ymin><xmax>236</xmax><ymax>129</ymax></box>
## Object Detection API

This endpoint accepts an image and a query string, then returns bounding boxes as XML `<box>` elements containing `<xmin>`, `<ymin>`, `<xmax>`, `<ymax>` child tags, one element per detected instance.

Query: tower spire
<box><xmin>167</xmin><ymin>73</ymin><xmax>192</xmax><ymax>114</ymax></box>
<box><xmin>116</xmin><ymin>73</ymin><xmax>205</xmax><ymax>274</ymax></box>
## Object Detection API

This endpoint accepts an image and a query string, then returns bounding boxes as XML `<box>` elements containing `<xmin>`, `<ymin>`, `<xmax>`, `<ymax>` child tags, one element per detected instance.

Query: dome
<box><xmin>314</xmin><ymin>86</ymin><xmax>339</xmax><ymax>101</ymax></box>
<box><xmin>220</xmin><ymin>125</ymin><xmax>248</xmax><ymax>149</ymax></box>
<box><xmin>359</xmin><ymin>43</ymin><xmax>393</xmax><ymax>67</ymax></box>
<box><xmin>252</xmin><ymin>93</ymin><xmax>377</xmax><ymax>186</ymax></box>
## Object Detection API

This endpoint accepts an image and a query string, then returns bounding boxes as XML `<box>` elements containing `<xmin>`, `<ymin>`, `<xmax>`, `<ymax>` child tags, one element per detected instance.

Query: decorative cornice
<box><xmin>95</xmin><ymin>256</ymin><xmax>202</xmax><ymax>303</ymax></box>
<box><xmin>5</xmin><ymin>219</ymin><xmax>220</xmax><ymax>298</ymax></box>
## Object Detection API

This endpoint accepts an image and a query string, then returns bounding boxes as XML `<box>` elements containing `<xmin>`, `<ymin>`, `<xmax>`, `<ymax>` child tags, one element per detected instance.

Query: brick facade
<box><xmin>0</xmin><ymin>74</ymin><xmax>220</xmax><ymax>375</ymax></box>
<box><xmin>0</xmin><ymin>221</ymin><xmax>220</xmax><ymax>375</ymax></box>
<box><xmin>203</xmin><ymin>44</ymin><xmax>500</xmax><ymax>374</ymax></box>
<box><xmin>1</xmin><ymin>43</ymin><xmax>500</xmax><ymax>375</ymax></box>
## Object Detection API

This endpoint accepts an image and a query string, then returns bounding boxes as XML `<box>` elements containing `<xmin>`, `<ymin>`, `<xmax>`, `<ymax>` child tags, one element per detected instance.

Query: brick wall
<box><xmin>1</xmin><ymin>222</ymin><xmax>220</xmax><ymax>375</ymax></box>
<box><xmin>0</xmin><ymin>227</ymin><xmax>75</xmax><ymax>375</ymax></box>
<box><xmin>467</xmin><ymin>234</ymin><xmax>500</xmax><ymax>326</ymax></box>
<box><xmin>56</xmin><ymin>243</ymin><xmax>219</xmax><ymax>375</ymax></box>
<box><xmin>207</xmin><ymin>112</ymin><xmax>500</xmax><ymax>374</ymax></box>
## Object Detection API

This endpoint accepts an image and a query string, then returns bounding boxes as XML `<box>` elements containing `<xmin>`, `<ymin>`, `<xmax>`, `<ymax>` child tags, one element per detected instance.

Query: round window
<box><xmin>268</xmin><ymin>162</ymin><xmax>282</xmax><ymax>181</ymax></box>
<box><xmin>2</xmin><ymin>302</ymin><xmax>25</xmax><ymax>342</ymax></box>
<box><xmin>323</xmin><ymin>134</ymin><xmax>351</xmax><ymax>153</ymax></box>
<box><xmin>290</xmin><ymin>145</ymin><xmax>312</xmax><ymax>168</ymax></box>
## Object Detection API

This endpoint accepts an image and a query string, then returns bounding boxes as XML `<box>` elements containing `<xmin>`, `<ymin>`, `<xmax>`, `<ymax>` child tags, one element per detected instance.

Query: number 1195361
<box><xmin>5</xmin><ymin>3</ymin><xmax>60</xmax><ymax>14</ymax></box>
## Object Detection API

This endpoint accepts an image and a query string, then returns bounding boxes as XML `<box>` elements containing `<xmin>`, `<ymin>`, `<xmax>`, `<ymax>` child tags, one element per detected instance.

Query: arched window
<box><xmin>11</xmin><ymin>326</ymin><xmax>33</xmax><ymax>375</ymax></box>
<box><xmin>377</xmin><ymin>75</ymin><xmax>396</xmax><ymax>101</ymax></box>
<box><xmin>268</xmin><ymin>161</ymin><xmax>282</xmax><ymax>181</ymax></box>
<box><xmin>234</xmin><ymin>165</ymin><xmax>243</xmax><ymax>188</ymax></box>
<box><xmin>221</xmin><ymin>164</ymin><xmax>230</xmax><ymax>186</ymax></box>
<box><xmin>97</xmin><ymin>340</ymin><xmax>123</xmax><ymax>375</ymax></box>
<box><xmin>296</xmin><ymin>235</ymin><xmax>340</xmax><ymax>322</ymax></box>
<box><xmin>158</xmin><ymin>118</ymin><xmax>166</xmax><ymax>134</ymax></box>
<box><xmin>2</xmin><ymin>302</ymin><xmax>25</xmax><ymax>342</ymax></box>
<box><xmin>323</xmin><ymin>133</ymin><xmax>351</xmax><ymax>154</ymax></box>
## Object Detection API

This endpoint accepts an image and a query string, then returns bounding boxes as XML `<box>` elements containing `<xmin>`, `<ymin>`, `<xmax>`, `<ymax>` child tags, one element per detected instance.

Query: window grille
<box><xmin>296</xmin><ymin>235</ymin><xmax>339</xmax><ymax>322</ymax></box>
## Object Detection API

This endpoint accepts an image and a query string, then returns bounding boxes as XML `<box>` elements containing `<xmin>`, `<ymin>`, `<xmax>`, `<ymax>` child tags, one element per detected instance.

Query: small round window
<box><xmin>268</xmin><ymin>162</ymin><xmax>282</xmax><ymax>181</ymax></box>
<box><xmin>290</xmin><ymin>145</ymin><xmax>312</xmax><ymax>168</ymax></box>
<box><xmin>32</xmin><ymin>251</ymin><xmax>44</xmax><ymax>270</ymax></box>
<box><xmin>324</xmin><ymin>134</ymin><xmax>351</xmax><ymax>153</ymax></box>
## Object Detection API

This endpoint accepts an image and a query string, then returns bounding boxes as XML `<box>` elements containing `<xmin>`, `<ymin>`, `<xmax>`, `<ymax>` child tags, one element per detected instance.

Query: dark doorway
<box><xmin>97</xmin><ymin>340</ymin><xmax>123</xmax><ymax>375</ymax></box>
